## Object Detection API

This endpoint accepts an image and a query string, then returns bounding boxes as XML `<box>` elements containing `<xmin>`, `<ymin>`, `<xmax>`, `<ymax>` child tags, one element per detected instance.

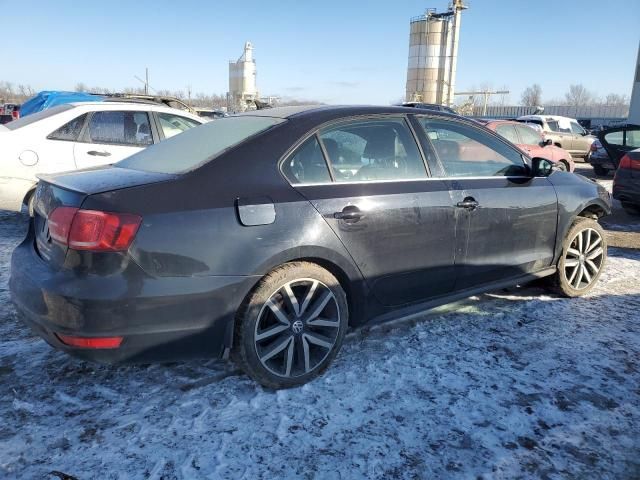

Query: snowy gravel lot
<box><xmin>1</xmin><ymin>175</ymin><xmax>639</xmax><ymax>479</ymax></box>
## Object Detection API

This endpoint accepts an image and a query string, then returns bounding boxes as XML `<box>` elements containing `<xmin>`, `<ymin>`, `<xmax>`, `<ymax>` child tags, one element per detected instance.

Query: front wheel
<box><xmin>233</xmin><ymin>262</ymin><xmax>348</xmax><ymax>389</ymax></box>
<box><xmin>547</xmin><ymin>217</ymin><xmax>607</xmax><ymax>297</ymax></box>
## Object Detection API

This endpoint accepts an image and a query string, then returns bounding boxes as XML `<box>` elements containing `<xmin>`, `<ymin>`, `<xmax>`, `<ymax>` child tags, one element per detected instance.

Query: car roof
<box><xmin>67</xmin><ymin>101</ymin><xmax>203</xmax><ymax>119</ymax></box>
<box><xmin>236</xmin><ymin>104</ymin><xmax>460</xmax><ymax>120</ymax></box>
<box><xmin>517</xmin><ymin>114</ymin><xmax>577</xmax><ymax>122</ymax></box>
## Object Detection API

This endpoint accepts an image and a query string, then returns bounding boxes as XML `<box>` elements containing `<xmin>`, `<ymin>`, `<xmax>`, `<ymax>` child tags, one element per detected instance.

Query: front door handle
<box><xmin>334</xmin><ymin>206</ymin><xmax>364</xmax><ymax>223</ymax></box>
<box><xmin>456</xmin><ymin>197</ymin><xmax>479</xmax><ymax>210</ymax></box>
<box><xmin>87</xmin><ymin>150</ymin><xmax>111</xmax><ymax>157</ymax></box>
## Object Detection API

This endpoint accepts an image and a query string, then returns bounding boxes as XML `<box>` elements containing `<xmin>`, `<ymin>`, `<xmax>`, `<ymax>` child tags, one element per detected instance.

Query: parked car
<box><xmin>0</xmin><ymin>103</ymin><xmax>20</xmax><ymax>124</ymax></box>
<box><xmin>480</xmin><ymin>119</ymin><xmax>575</xmax><ymax>171</ymax></box>
<box><xmin>0</xmin><ymin>101</ymin><xmax>203</xmax><ymax>213</ymax></box>
<box><xmin>516</xmin><ymin>115</ymin><xmax>596</xmax><ymax>158</ymax></box>
<box><xmin>195</xmin><ymin>108</ymin><xmax>229</xmax><ymax>120</ymax></box>
<box><xmin>10</xmin><ymin>105</ymin><xmax>611</xmax><ymax>389</ymax></box>
<box><xmin>399</xmin><ymin>102</ymin><xmax>458</xmax><ymax>115</ymax></box>
<box><xmin>586</xmin><ymin>139</ymin><xmax>615</xmax><ymax>176</ymax></box>
<box><xmin>612</xmin><ymin>147</ymin><xmax>640</xmax><ymax>215</ymax></box>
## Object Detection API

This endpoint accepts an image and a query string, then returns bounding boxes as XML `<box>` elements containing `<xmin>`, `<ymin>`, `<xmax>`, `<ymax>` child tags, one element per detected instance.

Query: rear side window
<box><xmin>87</xmin><ymin>111</ymin><xmax>153</xmax><ymax>146</ymax></box>
<box><xmin>318</xmin><ymin>118</ymin><xmax>426</xmax><ymax>182</ymax></box>
<box><xmin>47</xmin><ymin>114</ymin><xmax>88</xmax><ymax>141</ymax></box>
<box><xmin>546</xmin><ymin>120</ymin><xmax>559</xmax><ymax>132</ymax></box>
<box><xmin>282</xmin><ymin>136</ymin><xmax>331</xmax><ymax>185</ymax></box>
<box><xmin>118</xmin><ymin>116</ymin><xmax>284</xmax><ymax>174</ymax></box>
<box><xmin>495</xmin><ymin>124</ymin><xmax>519</xmax><ymax>144</ymax></box>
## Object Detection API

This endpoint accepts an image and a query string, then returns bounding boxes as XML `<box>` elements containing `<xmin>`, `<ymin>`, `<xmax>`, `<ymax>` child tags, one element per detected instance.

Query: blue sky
<box><xmin>3</xmin><ymin>0</ymin><xmax>639</xmax><ymax>104</ymax></box>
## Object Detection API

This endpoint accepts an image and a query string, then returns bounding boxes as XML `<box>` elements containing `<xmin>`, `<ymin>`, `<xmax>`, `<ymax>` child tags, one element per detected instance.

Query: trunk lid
<box><xmin>33</xmin><ymin>166</ymin><xmax>175</xmax><ymax>268</ymax></box>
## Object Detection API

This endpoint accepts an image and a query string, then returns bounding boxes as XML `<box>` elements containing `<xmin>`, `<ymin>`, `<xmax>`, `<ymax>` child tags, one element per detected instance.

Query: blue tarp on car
<box><xmin>20</xmin><ymin>91</ymin><xmax>105</xmax><ymax>117</ymax></box>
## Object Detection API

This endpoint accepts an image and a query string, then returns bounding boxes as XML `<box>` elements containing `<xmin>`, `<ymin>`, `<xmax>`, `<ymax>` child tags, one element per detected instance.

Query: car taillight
<box><xmin>48</xmin><ymin>207</ymin><xmax>142</xmax><ymax>251</ymax></box>
<box><xmin>590</xmin><ymin>143</ymin><xmax>598</xmax><ymax>152</ymax></box>
<box><xmin>618</xmin><ymin>154</ymin><xmax>640</xmax><ymax>170</ymax></box>
<box><xmin>56</xmin><ymin>334</ymin><xmax>123</xmax><ymax>349</ymax></box>
<box><xmin>11</xmin><ymin>110</ymin><xmax>19</xmax><ymax>120</ymax></box>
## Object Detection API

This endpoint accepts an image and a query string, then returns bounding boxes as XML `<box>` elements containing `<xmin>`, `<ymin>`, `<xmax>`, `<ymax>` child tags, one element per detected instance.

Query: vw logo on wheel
<box><xmin>292</xmin><ymin>320</ymin><xmax>304</xmax><ymax>334</ymax></box>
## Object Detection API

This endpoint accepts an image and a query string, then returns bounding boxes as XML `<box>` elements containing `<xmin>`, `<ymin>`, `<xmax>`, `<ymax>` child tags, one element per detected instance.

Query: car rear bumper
<box><xmin>9</xmin><ymin>232</ymin><xmax>260</xmax><ymax>364</ymax></box>
<box><xmin>586</xmin><ymin>154</ymin><xmax>615</xmax><ymax>170</ymax></box>
<box><xmin>613</xmin><ymin>173</ymin><xmax>640</xmax><ymax>205</ymax></box>
<box><xmin>0</xmin><ymin>176</ymin><xmax>35</xmax><ymax>212</ymax></box>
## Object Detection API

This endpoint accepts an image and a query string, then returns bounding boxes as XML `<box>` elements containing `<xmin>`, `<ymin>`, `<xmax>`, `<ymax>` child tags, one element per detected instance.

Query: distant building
<box><xmin>228</xmin><ymin>42</ymin><xmax>258</xmax><ymax>112</ymax></box>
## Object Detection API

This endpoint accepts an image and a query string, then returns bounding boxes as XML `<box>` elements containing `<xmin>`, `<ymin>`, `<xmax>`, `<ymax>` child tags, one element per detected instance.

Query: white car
<box><xmin>0</xmin><ymin>101</ymin><xmax>204</xmax><ymax>213</ymax></box>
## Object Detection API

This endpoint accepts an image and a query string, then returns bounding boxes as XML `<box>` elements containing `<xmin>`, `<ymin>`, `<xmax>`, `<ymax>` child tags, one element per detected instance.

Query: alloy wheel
<box><xmin>563</xmin><ymin>228</ymin><xmax>604</xmax><ymax>290</ymax></box>
<box><xmin>254</xmin><ymin>278</ymin><xmax>341</xmax><ymax>378</ymax></box>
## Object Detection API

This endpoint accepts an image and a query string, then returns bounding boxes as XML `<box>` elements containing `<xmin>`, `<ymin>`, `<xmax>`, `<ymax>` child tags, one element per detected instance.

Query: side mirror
<box><xmin>531</xmin><ymin>157</ymin><xmax>555</xmax><ymax>177</ymax></box>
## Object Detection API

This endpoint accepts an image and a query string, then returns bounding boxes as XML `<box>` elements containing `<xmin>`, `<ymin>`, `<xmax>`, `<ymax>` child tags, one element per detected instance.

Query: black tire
<box><xmin>557</xmin><ymin>160</ymin><xmax>569</xmax><ymax>172</ymax></box>
<box><xmin>232</xmin><ymin>261</ymin><xmax>348</xmax><ymax>389</ymax></box>
<box><xmin>592</xmin><ymin>165</ymin><xmax>608</xmax><ymax>176</ymax></box>
<box><xmin>621</xmin><ymin>202</ymin><xmax>640</xmax><ymax>216</ymax></box>
<box><xmin>546</xmin><ymin>217</ymin><xmax>607</xmax><ymax>297</ymax></box>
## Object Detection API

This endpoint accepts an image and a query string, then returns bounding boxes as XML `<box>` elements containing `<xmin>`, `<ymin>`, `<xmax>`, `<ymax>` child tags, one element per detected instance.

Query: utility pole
<box><xmin>145</xmin><ymin>68</ymin><xmax>149</xmax><ymax>95</ymax></box>
<box><xmin>455</xmin><ymin>89</ymin><xmax>510</xmax><ymax>116</ymax></box>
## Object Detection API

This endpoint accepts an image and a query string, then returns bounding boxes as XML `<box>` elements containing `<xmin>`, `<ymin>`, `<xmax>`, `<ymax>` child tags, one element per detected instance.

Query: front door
<box><xmin>415</xmin><ymin>116</ymin><xmax>558</xmax><ymax>290</ymax></box>
<box><xmin>73</xmin><ymin>111</ymin><xmax>154</xmax><ymax>169</ymax></box>
<box><xmin>282</xmin><ymin>116</ymin><xmax>459</xmax><ymax>307</ymax></box>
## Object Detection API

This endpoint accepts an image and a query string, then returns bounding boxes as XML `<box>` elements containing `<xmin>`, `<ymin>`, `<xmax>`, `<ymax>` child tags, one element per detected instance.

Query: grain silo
<box><xmin>405</xmin><ymin>0</ymin><xmax>467</xmax><ymax>106</ymax></box>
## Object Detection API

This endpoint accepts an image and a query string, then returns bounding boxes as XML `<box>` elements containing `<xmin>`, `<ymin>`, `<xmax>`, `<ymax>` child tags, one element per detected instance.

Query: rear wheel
<box><xmin>547</xmin><ymin>217</ymin><xmax>607</xmax><ymax>297</ymax></box>
<box><xmin>592</xmin><ymin>165</ymin><xmax>608</xmax><ymax>176</ymax></box>
<box><xmin>233</xmin><ymin>262</ymin><xmax>348</xmax><ymax>389</ymax></box>
<box><xmin>557</xmin><ymin>160</ymin><xmax>569</xmax><ymax>172</ymax></box>
<box><xmin>621</xmin><ymin>202</ymin><xmax>640</xmax><ymax>216</ymax></box>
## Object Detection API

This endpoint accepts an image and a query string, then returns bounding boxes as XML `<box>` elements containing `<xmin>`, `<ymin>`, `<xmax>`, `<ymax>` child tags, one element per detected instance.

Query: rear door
<box><xmin>283</xmin><ymin>116</ymin><xmax>459</xmax><ymax>307</ymax></box>
<box><xmin>598</xmin><ymin>126</ymin><xmax>640</xmax><ymax>167</ymax></box>
<box><xmin>73</xmin><ymin>111</ymin><xmax>155</xmax><ymax>169</ymax></box>
<box><xmin>415</xmin><ymin>116</ymin><xmax>558</xmax><ymax>290</ymax></box>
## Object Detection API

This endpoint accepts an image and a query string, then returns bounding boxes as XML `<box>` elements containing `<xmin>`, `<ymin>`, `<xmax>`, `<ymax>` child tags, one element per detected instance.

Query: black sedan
<box><xmin>10</xmin><ymin>105</ymin><xmax>612</xmax><ymax>388</ymax></box>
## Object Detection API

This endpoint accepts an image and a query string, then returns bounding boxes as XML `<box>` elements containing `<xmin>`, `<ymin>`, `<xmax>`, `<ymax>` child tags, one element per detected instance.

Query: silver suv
<box><xmin>517</xmin><ymin>115</ymin><xmax>595</xmax><ymax>158</ymax></box>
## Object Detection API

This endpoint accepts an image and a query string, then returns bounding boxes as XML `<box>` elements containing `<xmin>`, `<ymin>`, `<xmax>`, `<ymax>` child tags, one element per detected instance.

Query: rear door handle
<box><xmin>334</xmin><ymin>206</ymin><xmax>364</xmax><ymax>223</ymax></box>
<box><xmin>456</xmin><ymin>198</ymin><xmax>479</xmax><ymax>210</ymax></box>
<box><xmin>87</xmin><ymin>150</ymin><xmax>111</xmax><ymax>157</ymax></box>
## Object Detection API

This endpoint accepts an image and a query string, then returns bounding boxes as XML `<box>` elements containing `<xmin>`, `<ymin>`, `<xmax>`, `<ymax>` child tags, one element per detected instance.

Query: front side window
<box><xmin>87</xmin><ymin>111</ymin><xmax>153</xmax><ymax>146</ymax></box>
<box><xmin>495</xmin><ymin>124</ymin><xmax>519</xmax><ymax>144</ymax></box>
<box><xmin>318</xmin><ymin>118</ymin><xmax>426</xmax><ymax>182</ymax></box>
<box><xmin>627</xmin><ymin>130</ymin><xmax>640</xmax><ymax>148</ymax></box>
<box><xmin>419</xmin><ymin>118</ymin><xmax>527</xmax><ymax>178</ymax></box>
<box><xmin>158</xmin><ymin>113</ymin><xmax>201</xmax><ymax>139</ymax></box>
<box><xmin>515</xmin><ymin>124</ymin><xmax>542</xmax><ymax>146</ymax></box>
<box><xmin>47</xmin><ymin>113</ymin><xmax>88</xmax><ymax>141</ymax></box>
<box><xmin>282</xmin><ymin>136</ymin><xmax>331</xmax><ymax>185</ymax></box>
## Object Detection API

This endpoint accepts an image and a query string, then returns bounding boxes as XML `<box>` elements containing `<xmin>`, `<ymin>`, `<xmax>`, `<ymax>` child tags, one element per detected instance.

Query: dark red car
<box><xmin>481</xmin><ymin>120</ymin><xmax>575</xmax><ymax>172</ymax></box>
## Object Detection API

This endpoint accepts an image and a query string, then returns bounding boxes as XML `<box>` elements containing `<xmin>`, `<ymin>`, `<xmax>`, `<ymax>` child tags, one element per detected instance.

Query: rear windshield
<box><xmin>4</xmin><ymin>104</ymin><xmax>75</xmax><ymax>130</ymax></box>
<box><xmin>117</xmin><ymin>116</ymin><xmax>285</xmax><ymax>174</ymax></box>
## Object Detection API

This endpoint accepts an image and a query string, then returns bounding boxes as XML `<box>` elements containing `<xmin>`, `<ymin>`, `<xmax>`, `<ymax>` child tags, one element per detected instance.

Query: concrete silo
<box><xmin>405</xmin><ymin>0</ymin><xmax>467</xmax><ymax>106</ymax></box>
<box><xmin>228</xmin><ymin>42</ymin><xmax>259</xmax><ymax>112</ymax></box>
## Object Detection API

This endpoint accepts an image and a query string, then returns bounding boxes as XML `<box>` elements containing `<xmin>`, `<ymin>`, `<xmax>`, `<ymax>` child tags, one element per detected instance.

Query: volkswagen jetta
<box><xmin>10</xmin><ymin>105</ymin><xmax>611</xmax><ymax>388</ymax></box>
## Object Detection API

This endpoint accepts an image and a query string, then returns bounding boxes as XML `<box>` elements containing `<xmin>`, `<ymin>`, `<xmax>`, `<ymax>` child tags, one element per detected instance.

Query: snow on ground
<box><xmin>1</xmin><ymin>207</ymin><xmax>639</xmax><ymax>479</ymax></box>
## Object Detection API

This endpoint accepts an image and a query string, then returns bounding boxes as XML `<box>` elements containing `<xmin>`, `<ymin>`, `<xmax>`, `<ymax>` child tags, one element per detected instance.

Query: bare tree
<box><xmin>74</xmin><ymin>82</ymin><xmax>88</xmax><ymax>92</ymax></box>
<box><xmin>564</xmin><ymin>84</ymin><xmax>595</xmax><ymax>107</ymax></box>
<box><xmin>521</xmin><ymin>84</ymin><xmax>542</xmax><ymax>106</ymax></box>
<box><xmin>604</xmin><ymin>93</ymin><xmax>629</xmax><ymax>106</ymax></box>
